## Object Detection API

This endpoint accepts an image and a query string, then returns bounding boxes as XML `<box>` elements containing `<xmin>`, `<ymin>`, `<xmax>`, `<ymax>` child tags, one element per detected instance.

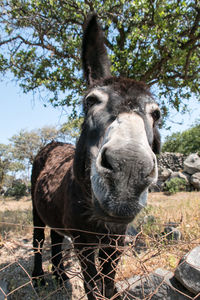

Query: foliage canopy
<box><xmin>0</xmin><ymin>126</ymin><xmax>63</xmax><ymax>192</ymax></box>
<box><xmin>0</xmin><ymin>143</ymin><xmax>25</xmax><ymax>190</ymax></box>
<box><xmin>0</xmin><ymin>0</ymin><xmax>200</xmax><ymax>117</ymax></box>
<box><xmin>10</xmin><ymin>126</ymin><xmax>62</xmax><ymax>165</ymax></box>
<box><xmin>162</xmin><ymin>123</ymin><xmax>200</xmax><ymax>155</ymax></box>
<box><xmin>60</xmin><ymin>116</ymin><xmax>83</xmax><ymax>142</ymax></box>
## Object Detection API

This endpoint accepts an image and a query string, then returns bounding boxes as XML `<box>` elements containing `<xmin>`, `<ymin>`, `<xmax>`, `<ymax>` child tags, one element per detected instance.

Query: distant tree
<box><xmin>9</xmin><ymin>126</ymin><xmax>61</xmax><ymax>175</ymax></box>
<box><xmin>162</xmin><ymin>123</ymin><xmax>200</xmax><ymax>155</ymax></box>
<box><xmin>0</xmin><ymin>144</ymin><xmax>24</xmax><ymax>191</ymax></box>
<box><xmin>5</xmin><ymin>179</ymin><xmax>27</xmax><ymax>199</ymax></box>
<box><xmin>10</xmin><ymin>130</ymin><xmax>41</xmax><ymax>165</ymax></box>
<box><xmin>0</xmin><ymin>122</ymin><xmax>83</xmax><ymax>192</ymax></box>
<box><xmin>0</xmin><ymin>0</ymin><xmax>199</xmax><ymax>119</ymax></box>
<box><xmin>60</xmin><ymin>117</ymin><xmax>83</xmax><ymax>143</ymax></box>
<box><xmin>39</xmin><ymin>126</ymin><xmax>62</xmax><ymax>146</ymax></box>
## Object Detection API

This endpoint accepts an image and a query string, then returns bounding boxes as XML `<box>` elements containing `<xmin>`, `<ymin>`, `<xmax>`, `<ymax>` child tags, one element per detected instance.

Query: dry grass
<box><xmin>117</xmin><ymin>192</ymin><xmax>200</xmax><ymax>280</ymax></box>
<box><xmin>0</xmin><ymin>192</ymin><xmax>199</xmax><ymax>286</ymax></box>
<box><xmin>0</xmin><ymin>196</ymin><xmax>32</xmax><ymax>239</ymax></box>
<box><xmin>0</xmin><ymin>195</ymin><xmax>32</xmax><ymax>212</ymax></box>
<box><xmin>147</xmin><ymin>191</ymin><xmax>200</xmax><ymax>242</ymax></box>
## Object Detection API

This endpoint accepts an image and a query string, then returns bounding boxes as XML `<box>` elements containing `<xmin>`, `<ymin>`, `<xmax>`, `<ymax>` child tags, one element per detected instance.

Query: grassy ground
<box><xmin>0</xmin><ymin>192</ymin><xmax>199</xmax><ymax>298</ymax></box>
<box><xmin>0</xmin><ymin>192</ymin><xmax>199</xmax><ymax>259</ymax></box>
<box><xmin>0</xmin><ymin>196</ymin><xmax>33</xmax><ymax>239</ymax></box>
<box><xmin>117</xmin><ymin>191</ymin><xmax>200</xmax><ymax>280</ymax></box>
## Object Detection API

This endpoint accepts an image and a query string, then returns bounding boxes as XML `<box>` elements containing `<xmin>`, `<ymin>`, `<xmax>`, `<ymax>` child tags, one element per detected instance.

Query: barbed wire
<box><xmin>0</xmin><ymin>221</ymin><xmax>199</xmax><ymax>300</ymax></box>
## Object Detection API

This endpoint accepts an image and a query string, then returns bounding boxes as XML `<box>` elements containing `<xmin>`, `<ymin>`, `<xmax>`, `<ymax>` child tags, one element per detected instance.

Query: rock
<box><xmin>184</xmin><ymin>153</ymin><xmax>200</xmax><ymax>175</ymax></box>
<box><xmin>0</xmin><ymin>280</ymin><xmax>8</xmax><ymax>300</ymax></box>
<box><xmin>126</xmin><ymin>225</ymin><xmax>138</xmax><ymax>236</ymax></box>
<box><xmin>163</xmin><ymin>222</ymin><xmax>182</xmax><ymax>241</ymax></box>
<box><xmin>190</xmin><ymin>172</ymin><xmax>200</xmax><ymax>190</ymax></box>
<box><xmin>157</xmin><ymin>152</ymin><xmax>186</xmax><ymax>172</ymax></box>
<box><xmin>149</xmin><ymin>181</ymin><xmax>162</xmax><ymax>192</ymax></box>
<box><xmin>170</xmin><ymin>171</ymin><xmax>190</xmax><ymax>184</ymax></box>
<box><xmin>159</xmin><ymin>168</ymin><xmax>172</xmax><ymax>181</ymax></box>
<box><xmin>143</xmin><ymin>215</ymin><xmax>156</xmax><ymax>224</ymax></box>
<box><xmin>153</xmin><ymin>153</ymin><xmax>200</xmax><ymax>191</ymax></box>
<box><xmin>181</xmin><ymin>172</ymin><xmax>191</xmax><ymax>182</ymax></box>
<box><xmin>125</xmin><ymin>225</ymin><xmax>138</xmax><ymax>244</ymax></box>
<box><xmin>163</xmin><ymin>226</ymin><xmax>182</xmax><ymax>241</ymax></box>
<box><xmin>174</xmin><ymin>246</ymin><xmax>200</xmax><ymax>295</ymax></box>
<box><xmin>116</xmin><ymin>268</ymin><xmax>193</xmax><ymax>299</ymax></box>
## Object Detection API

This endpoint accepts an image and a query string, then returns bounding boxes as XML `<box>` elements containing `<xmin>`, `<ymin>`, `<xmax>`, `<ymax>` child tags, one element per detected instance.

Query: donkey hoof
<box><xmin>60</xmin><ymin>272</ymin><xmax>69</xmax><ymax>283</ymax></box>
<box><xmin>32</xmin><ymin>270</ymin><xmax>46</xmax><ymax>287</ymax></box>
<box><xmin>52</xmin><ymin>271</ymin><xmax>69</xmax><ymax>285</ymax></box>
<box><xmin>32</xmin><ymin>276</ymin><xmax>46</xmax><ymax>288</ymax></box>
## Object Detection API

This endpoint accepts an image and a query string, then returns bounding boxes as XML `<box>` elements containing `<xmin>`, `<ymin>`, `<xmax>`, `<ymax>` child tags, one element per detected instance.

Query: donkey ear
<box><xmin>82</xmin><ymin>14</ymin><xmax>111</xmax><ymax>85</ymax></box>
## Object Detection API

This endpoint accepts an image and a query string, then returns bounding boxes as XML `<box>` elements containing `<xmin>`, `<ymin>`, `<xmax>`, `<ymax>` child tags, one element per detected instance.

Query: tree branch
<box><xmin>141</xmin><ymin>52</ymin><xmax>172</xmax><ymax>82</ymax></box>
<box><xmin>0</xmin><ymin>36</ymin><xmax>19</xmax><ymax>46</ymax></box>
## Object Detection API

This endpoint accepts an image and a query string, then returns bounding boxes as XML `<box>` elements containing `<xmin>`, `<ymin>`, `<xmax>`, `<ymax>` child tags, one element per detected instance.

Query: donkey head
<box><xmin>74</xmin><ymin>15</ymin><xmax>161</xmax><ymax>223</ymax></box>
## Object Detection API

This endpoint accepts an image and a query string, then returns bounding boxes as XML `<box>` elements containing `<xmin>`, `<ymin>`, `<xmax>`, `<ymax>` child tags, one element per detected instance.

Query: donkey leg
<box><xmin>32</xmin><ymin>207</ymin><xmax>46</xmax><ymax>286</ymax></box>
<box><xmin>75</xmin><ymin>246</ymin><xmax>102</xmax><ymax>300</ymax></box>
<box><xmin>50</xmin><ymin>229</ymin><xmax>69</xmax><ymax>284</ymax></box>
<box><xmin>99</xmin><ymin>247</ymin><xmax>122</xmax><ymax>299</ymax></box>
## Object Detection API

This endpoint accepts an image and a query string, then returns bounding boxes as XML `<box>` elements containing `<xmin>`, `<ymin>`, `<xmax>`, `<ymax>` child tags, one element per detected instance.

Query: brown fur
<box><xmin>31</xmin><ymin>14</ymin><xmax>161</xmax><ymax>300</ymax></box>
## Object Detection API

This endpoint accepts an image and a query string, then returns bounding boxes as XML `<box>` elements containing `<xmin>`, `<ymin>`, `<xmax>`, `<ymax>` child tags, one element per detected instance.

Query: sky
<box><xmin>1</xmin><ymin>80</ymin><xmax>68</xmax><ymax>144</ymax></box>
<box><xmin>1</xmin><ymin>79</ymin><xmax>199</xmax><ymax>145</ymax></box>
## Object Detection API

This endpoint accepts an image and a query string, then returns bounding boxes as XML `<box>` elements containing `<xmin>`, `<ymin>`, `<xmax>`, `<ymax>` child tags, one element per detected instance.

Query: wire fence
<box><xmin>0</xmin><ymin>221</ymin><xmax>200</xmax><ymax>300</ymax></box>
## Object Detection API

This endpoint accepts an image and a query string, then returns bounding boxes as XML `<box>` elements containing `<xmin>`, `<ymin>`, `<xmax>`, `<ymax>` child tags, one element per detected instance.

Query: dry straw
<box><xmin>0</xmin><ymin>221</ymin><xmax>199</xmax><ymax>300</ymax></box>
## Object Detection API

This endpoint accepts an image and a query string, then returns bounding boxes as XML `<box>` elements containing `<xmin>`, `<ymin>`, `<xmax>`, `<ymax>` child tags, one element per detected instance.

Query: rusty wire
<box><xmin>0</xmin><ymin>221</ymin><xmax>199</xmax><ymax>300</ymax></box>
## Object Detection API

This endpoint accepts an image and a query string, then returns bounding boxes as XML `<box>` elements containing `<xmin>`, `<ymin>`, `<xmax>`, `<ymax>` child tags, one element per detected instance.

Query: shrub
<box><xmin>162</xmin><ymin>123</ymin><xmax>200</xmax><ymax>155</ymax></box>
<box><xmin>5</xmin><ymin>179</ymin><xmax>27</xmax><ymax>199</ymax></box>
<box><xmin>164</xmin><ymin>177</ymin><xmax>187</xmax><ymax>195</ymax></box>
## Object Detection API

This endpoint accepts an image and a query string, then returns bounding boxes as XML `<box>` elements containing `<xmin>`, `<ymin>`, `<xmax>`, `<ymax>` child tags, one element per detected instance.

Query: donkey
<box><xmin>31</xmin><ymin>14</ymin><xmax>161</xmax><ymax>299</ymax></box>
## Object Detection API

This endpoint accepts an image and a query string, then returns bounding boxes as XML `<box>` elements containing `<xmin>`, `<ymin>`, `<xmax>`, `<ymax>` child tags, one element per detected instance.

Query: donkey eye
<box><xmin>85</xmin><ymin>96</ymin><xmax>101</xmax><ymax>111</ymax></box>
<box><xmin>151</xmin><ymin>109</ymin><xmax>161</xmax><ymax>122</ymax></box>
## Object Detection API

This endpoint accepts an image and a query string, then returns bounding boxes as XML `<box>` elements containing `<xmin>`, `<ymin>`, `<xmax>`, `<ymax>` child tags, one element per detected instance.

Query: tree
<box><xmin>60</xmin><ymin>116</ymin><xmax>83</xmax><ymax>143</ymax></box>
<box><xmin>9</xmin><ymin>126</ymin><xmax>62</xmax><ymax>176</ymax></box>
<box><xmin>0</xmin><ymin>143</ymin><xmax>24</xmax><ymax>191</ymax></box>
<box><xmin>0</xmin><ymin>0</ymin><xmax>199</xmax><ymax>118</ymax></box>
<box><xmin>162</xmin><ymin>123</ymin><xmax>200</xmax><ymax>155</ymax></box>
<box><xmin>0</xmin><ymin>124</ymin><xmax>77</xmax><ymax>192</ymax></box>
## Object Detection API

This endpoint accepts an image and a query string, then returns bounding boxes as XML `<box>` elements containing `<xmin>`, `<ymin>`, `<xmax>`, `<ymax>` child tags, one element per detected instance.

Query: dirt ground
<box><xmin>0</xmin><ymin>196</ymin><xmax>32</xmax><ymax>212</ymax></box>
<box><xmin>0</xmin><ymin>196</ymin><xmax>87</xmax><ymax>300</ymax></box>
<box><xmin>1</xmin><ymin>191</ymin><xmax>199</xmax><ymax>212</ymax></box>
<box><xmin>0</xmin><ymin>192</ymin><xmax>199</xmax><ymax>299</ymax></box>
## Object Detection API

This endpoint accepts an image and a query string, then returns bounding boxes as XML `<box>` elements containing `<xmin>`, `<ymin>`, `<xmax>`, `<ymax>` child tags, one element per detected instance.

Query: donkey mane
<box><xmin>89</xmin><ymin>77</ymin><xmax>151</xmax><ymax>93</ymax></box>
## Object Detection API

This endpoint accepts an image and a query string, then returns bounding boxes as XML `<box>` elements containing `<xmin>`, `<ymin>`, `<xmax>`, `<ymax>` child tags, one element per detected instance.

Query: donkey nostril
<box><xmin>101</xmin><ymin>148</ymin><xmax>113</xmax><ymax>171</ymax></box>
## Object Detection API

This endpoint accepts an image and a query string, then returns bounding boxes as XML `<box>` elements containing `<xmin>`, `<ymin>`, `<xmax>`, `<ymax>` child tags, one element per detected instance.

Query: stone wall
<box><xmin>154</xmin><ymin>152</ymin><xmax>200</xmax><ymax>192</ymax></box>
<box><xmin>157</xmin><ymin>152</ymin><xmax>186</xmax><ymax>171</ymax></box>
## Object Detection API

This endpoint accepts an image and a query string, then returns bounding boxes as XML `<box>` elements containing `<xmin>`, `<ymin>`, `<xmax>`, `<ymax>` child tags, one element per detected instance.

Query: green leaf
<box><xmin>0</xmin><ymin>0</ymin><xmax>199</xmax><ymax>120</ymax></box>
